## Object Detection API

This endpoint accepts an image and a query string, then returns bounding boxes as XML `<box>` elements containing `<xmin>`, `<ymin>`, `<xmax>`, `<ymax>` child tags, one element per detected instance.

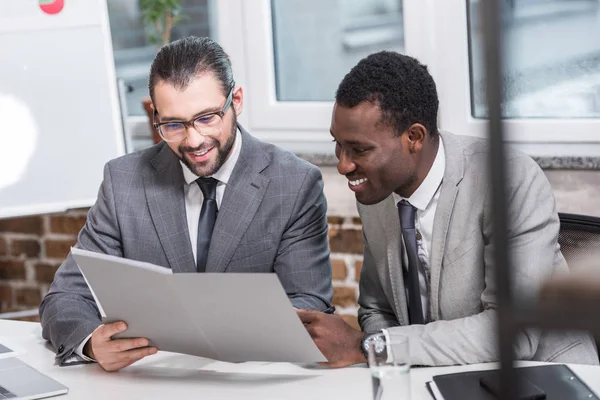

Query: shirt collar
<box><xmin>392</xmin><ymin>136</ymin><xmax>445</xmax><ymax>211</ymax></box>
<box><xmin>181</xmin><ymin>128</ymin><xmax>242</xmax><ymax>185</ymax></box>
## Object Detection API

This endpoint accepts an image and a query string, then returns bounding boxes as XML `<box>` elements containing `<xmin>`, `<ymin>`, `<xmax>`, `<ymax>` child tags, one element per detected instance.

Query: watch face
<box><xmin>371</xmin><ymin>335</ymin><xmax>387</xmax><ymax>355</ymax></box>
<box><xmin>364</xmin><ymin>334</ymin><xmax>387</xmax><ymax>357</ymax></box>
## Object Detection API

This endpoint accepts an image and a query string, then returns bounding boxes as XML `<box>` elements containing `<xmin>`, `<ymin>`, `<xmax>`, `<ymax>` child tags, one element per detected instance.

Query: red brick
<box><xmin>0</xmin><ymin>237</ymin><xmax>7</xmax><ymax>256</ymax></box>
<box><xmin>0</xmin><ymin>216</ymin><xmax>43</xmax><ymax>235</ymax></box>
<box><xmin>49</xmin><ymin>215</ymin><xmax>87</xmax><ymax>235</ymax></box>
<box><xmin>34</xmin><ymin>262</ymin><xmax>61</xmax><ymax>284</ymax></box>
<box><xmin>45</xmin><ymin>239</ymin><xmax>76</xmax><ymax>259</ymax></box>
<box><xmin>355</xmin><ymin>260</ymin><xmax>363</xmax><ymax>282</ymax></box>
<box><xmin>15</xmin><ymin>288</ymin><xmax>42</xmax><ymax>307</ymax></box>
<box><xmin>0</xmin><ymin>259</ymin><xmax>26</xmax><ymax>280</ymax></box>
<box><xmin>351</xmin><ymin>217</ymin><xmax>362</xmax><ymax>226</ymax></box>
<box><xmin>340</xmin><ymin>314</ymin><xmax>360</xmax><ymax>331</ymax></box>
<box><xmin>331</xmin><ymin>259</ymin><xmax>347</xmax><ymax>281</ymax></box>
<box><xmin>333</xmin><ymin>286</ymin><xmax>357</xmax><ymax>308</ymax></box>
<box><xmin>327</xmin><ymin>216</ymin><xmax>344</xmax><ymax>225</ymax></box>
<box><xmin>329</xmin><ymin>229</ymin><xmax>364</xmax><ymax>254</ymax></box>
<box><xmin>11</xmin><ymin>239</ymin><xmax>41</xmax><ymax>258</ymax></box>
<box><xmin>0</xmin><ymin>285</ymin><xmax>12</xmax><ymax>312</ymax></box>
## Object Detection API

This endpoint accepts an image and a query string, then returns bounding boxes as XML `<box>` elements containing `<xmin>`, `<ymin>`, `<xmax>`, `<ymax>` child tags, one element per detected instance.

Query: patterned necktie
<box><xmin>397</xmin><ymin>200</ymin><xmax>425</xmax><ymax>324</ymax></box>
<box><xmin>195</xmin><ymin>177</ymin><xmax>219</xmax><ymax>272</ymax></box>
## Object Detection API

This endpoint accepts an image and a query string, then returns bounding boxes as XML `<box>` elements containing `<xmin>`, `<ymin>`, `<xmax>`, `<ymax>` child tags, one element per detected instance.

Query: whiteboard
<box><xmin>0</xmin><ymin>0</ymin><xmax>126</xmax><ymax>219</ymax></box>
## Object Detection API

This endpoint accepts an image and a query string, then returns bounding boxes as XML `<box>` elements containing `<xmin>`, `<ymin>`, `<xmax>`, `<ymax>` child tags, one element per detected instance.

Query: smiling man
<box><xmin>40</xmin><ymin>36</ymin><xmax>333</xmax><ymax>371</ymax></box>
<box><xmin>298</xmin><ymin>51</ymin><xmax>598</xmax><ymax>367</ymax></box>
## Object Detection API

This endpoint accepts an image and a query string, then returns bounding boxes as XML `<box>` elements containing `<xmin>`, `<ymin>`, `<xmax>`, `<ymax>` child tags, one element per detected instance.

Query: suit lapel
<box><xmin>206</xmin><ymin>127</ymin><xmax>270</xmax><ymax>272</ymax></box>
<box><xmin>381</xmin><ymin>197</ymin><xmax>410</xmax><ymax>325</ymax></box>
<box><xmin>145</xmin><ymin>143</ymin><xmax>196</xmax><ymax>273</ymax></box>
<box><xmin>429</xmin><ymin>131</ymin><xmax>464</xmax><ymax>320</ymax></box>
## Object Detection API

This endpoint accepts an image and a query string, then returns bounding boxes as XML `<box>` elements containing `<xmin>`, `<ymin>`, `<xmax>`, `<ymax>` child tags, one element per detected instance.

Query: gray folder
<box><xmin>71</xmin><ymin>248</ymin><xmax>326</xmax><ymax>363</ymax></box>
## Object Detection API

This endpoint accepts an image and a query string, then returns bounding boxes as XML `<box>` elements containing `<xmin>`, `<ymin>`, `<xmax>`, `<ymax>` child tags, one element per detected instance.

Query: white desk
<box><xmin>2</xmin><ymin>319</ymin><xmax>600</xmax><ymax>399</ymax></box>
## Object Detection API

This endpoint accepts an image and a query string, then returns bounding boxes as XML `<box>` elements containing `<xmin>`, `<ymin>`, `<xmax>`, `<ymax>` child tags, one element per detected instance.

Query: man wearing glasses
<box><xmin>39</xmin><ymin>36</ymin><xmax>333</xmax><ymax>371</ymax></box>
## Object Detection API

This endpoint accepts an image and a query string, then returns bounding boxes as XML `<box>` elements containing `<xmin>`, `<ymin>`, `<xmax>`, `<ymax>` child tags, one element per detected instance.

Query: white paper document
<box><xmin>71</xmin><ymin>248</ymin><xmax>326</xmax><ymax>363</ymax></box>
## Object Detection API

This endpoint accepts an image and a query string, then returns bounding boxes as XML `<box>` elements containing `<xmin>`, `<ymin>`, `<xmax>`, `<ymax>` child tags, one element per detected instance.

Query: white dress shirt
<box><xmin>74</xmin><ymin>129</ymin><xmax>243</xmax><ymax>361</ymax></box>
<box><xmin>181</xmin><ymin>129</ymin><xmax>242</xmax><ymax>264</ymax></box>
<box><xmin>392</xmin><ymin>136</ymin><xmax>445</xmax><ymax>323</ymax></box>
<box><xmin>380</xmin><ymin>137</ymin><xmax>445</xmax><ymax>361</ymax></box>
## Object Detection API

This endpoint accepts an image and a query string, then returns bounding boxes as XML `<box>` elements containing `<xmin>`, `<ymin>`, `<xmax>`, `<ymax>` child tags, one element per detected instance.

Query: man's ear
<box><xmin>406</xmin><ymin>123</ymin><xmax>427</xmax><ymax>154</ymax></box>
<box><xmin>232</xmin><ymin>86</ymin><xmax>244</xmax><ymax>116</ymax></box>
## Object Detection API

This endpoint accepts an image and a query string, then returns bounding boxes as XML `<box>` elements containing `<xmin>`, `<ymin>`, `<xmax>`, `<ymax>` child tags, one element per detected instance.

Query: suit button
<box><xmin>58</xmin><ymin>345</ymin><xmax>64</xmax><ymax>353</ymax></box>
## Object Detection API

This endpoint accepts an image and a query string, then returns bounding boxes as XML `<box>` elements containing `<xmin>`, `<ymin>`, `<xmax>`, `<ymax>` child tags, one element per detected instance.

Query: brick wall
<box><xmin>0</xmin><ymin>210</ymin><xmax>89</xmax><ymax>320</ymax></box>
<box><xmin>0</xmin><ymin>211</ymin><xmax>365</xmax><ymax>328</ymax></box>
<box><xmin>328</xmin><ymin>216</ymin><xmax>363</xmax><ymax>330</ymax></box>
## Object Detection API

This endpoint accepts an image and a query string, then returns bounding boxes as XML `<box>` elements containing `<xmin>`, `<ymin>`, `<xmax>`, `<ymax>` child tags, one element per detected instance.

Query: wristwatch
<box><xmin>360</xmin><ymin>332</ymin><xmax>387</xmax><ymax>360</ymax></box>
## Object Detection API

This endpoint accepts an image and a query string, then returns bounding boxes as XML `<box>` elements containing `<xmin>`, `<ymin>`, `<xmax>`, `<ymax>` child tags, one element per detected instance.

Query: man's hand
<box><xmin>297</xmin><ymin>309</ymin><xmax>366</xmax><ymax>368</ymax></box>
<box><xmin>84</xmin><ymin>321</ymin><xmax>158</xmax><ymax>372</ymax></box>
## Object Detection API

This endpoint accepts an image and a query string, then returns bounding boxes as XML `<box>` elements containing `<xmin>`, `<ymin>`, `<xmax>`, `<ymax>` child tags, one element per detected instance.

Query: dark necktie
<box><xmin>196</xmin><ymin>177</ymin><xmax>219</xmax><ymax>272</ymax></box>
<box><xmin>398</xmin><ymin>200</ymin><xmax>425</xmax><ymax>324</ymax></box>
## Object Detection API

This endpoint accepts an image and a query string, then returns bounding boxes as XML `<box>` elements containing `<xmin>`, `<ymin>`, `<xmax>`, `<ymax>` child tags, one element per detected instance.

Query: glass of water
<box><xmin>367</xmin><ymin>332</ymin><xmax>410</xmax><ymax>400</ymax></box>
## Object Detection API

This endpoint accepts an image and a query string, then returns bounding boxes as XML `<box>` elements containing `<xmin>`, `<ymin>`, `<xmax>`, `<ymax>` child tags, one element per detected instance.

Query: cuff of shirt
<box><xmin>73</xmin><ymin>333</ymin><xmax>96</xmax><ymax>362</ymax></box>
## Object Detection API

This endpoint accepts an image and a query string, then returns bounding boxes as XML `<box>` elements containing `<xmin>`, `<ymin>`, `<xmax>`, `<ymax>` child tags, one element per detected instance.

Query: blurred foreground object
<box><xmin>540</xmin><ymin>256</ymin><xmax>600</xmax><ymax>304</ymax></box>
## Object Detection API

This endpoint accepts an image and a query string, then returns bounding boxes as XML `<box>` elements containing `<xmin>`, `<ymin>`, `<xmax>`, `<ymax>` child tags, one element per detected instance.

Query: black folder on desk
<box><xmin>426</xmin><ymin>364</ymin><xmax>598</xmax><ymax>400</ymax></box>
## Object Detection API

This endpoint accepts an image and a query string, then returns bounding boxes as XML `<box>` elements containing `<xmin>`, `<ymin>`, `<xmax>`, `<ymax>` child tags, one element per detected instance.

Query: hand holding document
<box><xmin>85</xmin><ymin>321</ymin><xmax>158</xmax><ymax>372</ymax></box>
<box><xmin>71</xmin><ymin>248</ymin><xmax>326</xmax><ymax>363</ymax></box>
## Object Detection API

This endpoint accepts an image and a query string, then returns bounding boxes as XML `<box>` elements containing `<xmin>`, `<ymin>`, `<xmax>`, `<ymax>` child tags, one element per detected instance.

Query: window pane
<box><xmin>469</xmin><ymin>0</ymin><xmax>600</xmax><ymax>118</ymax></box>
<box><xmin>107</xmin><ymin>0</ymin><xmax>211</xmax><ymax>116</ymax></box>
<box><xmin>271</xmin><ymin>0</ymin><xmax>404</xmax><ymax>101</ymax></box>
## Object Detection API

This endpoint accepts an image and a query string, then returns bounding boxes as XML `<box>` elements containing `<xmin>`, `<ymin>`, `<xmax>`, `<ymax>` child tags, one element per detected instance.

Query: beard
<box><xmin>178</xmin><ymin>112</ymin><xmax>238</xmax><ymax>177</ymax></box>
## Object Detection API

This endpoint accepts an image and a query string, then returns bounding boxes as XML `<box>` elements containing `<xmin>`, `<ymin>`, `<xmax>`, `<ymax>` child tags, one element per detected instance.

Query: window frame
<box><xmin>434</xmin><ymin>0</ymin><xmax>600</xmax><ymax>155</ymax></box>
<box><xmin>216</xmin><ymin>0</ymin><xmax>433</xmax><ymax>153</ymax></box>
<box><xmin>216</xmin><ymin>0</ymin><xmax>600</xmax><ymax>154</ymax></box>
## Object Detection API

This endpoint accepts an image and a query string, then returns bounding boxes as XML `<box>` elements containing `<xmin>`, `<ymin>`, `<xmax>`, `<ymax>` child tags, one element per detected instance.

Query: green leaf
<box><xmin>139</xmin><ymin>0</ymin><xmax>184</xmax><ymax>45</ymax></box>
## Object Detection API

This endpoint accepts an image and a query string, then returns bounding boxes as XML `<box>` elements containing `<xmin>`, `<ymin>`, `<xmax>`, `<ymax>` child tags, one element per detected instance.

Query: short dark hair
<box><xmin>335</xmin><ymin>51</ymin><xmax>439</xmax><ymax>136</ymax></box>
<box><xmin>148</xmin><ymin>36</ymin><xmax>235</xmax><ymax>101</ymax></box>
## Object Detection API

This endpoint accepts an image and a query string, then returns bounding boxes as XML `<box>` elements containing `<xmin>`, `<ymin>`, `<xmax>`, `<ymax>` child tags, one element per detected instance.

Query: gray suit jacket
<box><xmin>358</xmin><ymin>131</ymin><xmax>598</xmax><ymax>366</ymax></box>
<box><xmin>39</xmin><ymin>126</ymin><xmax>333</xmax><ymax>364</ymax></box>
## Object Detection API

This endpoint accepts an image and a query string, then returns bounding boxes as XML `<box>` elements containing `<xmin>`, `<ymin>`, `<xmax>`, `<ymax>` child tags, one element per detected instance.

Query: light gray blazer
<box><xmin>39</xmin><ymin>126</ymin><xmax>333</xmax><ymax>365</ymax></box>
<box><xmin>358</xmin><ymin>131</ymin><xmax>598</xmax><ymax>366</ymax></box>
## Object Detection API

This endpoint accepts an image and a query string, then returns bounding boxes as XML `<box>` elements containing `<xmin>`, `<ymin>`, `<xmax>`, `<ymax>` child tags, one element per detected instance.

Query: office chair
<box><xmin>558</xmin><ymin>212</ymin><xmax>600</xmax><ymax>269</ymax></box>
<box><xmin>558</xmin><ymin>212</ymin><xmax>600</xmax><ymax>360</ymax></box>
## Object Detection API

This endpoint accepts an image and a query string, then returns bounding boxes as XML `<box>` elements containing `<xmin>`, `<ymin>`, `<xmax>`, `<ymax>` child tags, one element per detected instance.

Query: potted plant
<box><xmin>139</xmin><ymin>0</ymin><xmax>185</xmax><ymax>144</ymax></box>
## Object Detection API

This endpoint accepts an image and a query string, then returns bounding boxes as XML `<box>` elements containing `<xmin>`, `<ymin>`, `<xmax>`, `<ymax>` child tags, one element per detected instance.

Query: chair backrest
<box><xmin>558</xmin><ymin>212</ymin><xmax>600</xmax><ymax>360</ymax></box>
<box><xmin>558</xmin><ymin>212</ymin><xmax>600</xmax><ymax>270</ymax></box>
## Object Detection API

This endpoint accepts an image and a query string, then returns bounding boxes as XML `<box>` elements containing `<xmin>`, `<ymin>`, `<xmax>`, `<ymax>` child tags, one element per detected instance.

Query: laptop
<box><xmin>0</xmin><ymin>344</ymin><xmax>16</xmax><ymax>359</ymax></box>
<box><xmin>0</xmin><ymin>357</ymin><xmax>68</xmax><ymax>399</ymax></box>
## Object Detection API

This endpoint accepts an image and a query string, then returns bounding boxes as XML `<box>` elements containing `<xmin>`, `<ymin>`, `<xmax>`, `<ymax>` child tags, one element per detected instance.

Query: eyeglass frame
<box><xmin>152</xmin><ymin>88</ymin><xmax>234</xmax><ymax>142</ymax></box>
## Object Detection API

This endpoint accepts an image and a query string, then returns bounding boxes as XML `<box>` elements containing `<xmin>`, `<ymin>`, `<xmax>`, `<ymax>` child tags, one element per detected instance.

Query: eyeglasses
<box><xmin>153</xmin><ymin>89</ymin><xmax>233</xmax><ymax>142</ymax></box>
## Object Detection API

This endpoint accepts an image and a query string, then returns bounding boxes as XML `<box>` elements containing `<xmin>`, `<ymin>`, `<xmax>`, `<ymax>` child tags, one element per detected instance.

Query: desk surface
<box><xmin>2</xmin><ymin>319</ymin><xmax>600</xmax><ymax>399</ymax></box>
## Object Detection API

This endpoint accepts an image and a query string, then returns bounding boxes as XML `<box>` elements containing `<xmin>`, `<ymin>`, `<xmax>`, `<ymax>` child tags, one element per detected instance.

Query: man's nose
<box><xmin>337</xmin><ymin>150</ymin><xmax>356</xmax><ymax>176</ymax></box>
<box><xmin>183</xmin><ymin>125</ymin><xmax>207</xmax><ymax>148</ymax></box>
